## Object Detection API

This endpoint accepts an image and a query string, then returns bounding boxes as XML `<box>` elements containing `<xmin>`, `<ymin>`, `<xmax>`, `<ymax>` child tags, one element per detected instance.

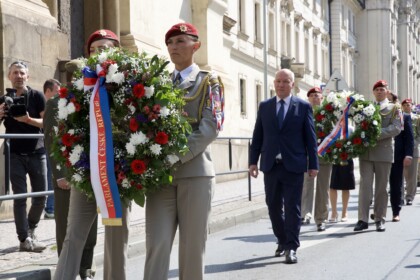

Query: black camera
<box><xmin>0</xmin><ymin>88</ymin><xmax>27</xmax><ymax>117</ymax></box>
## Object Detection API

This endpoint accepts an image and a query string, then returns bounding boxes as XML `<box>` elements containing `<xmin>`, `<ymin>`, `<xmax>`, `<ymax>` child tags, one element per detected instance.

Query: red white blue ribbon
<box><xmin>83</xmin><ymin>66</ymin><xmax>122</xmax><ymax>226</ymax></box>
<box><xmin>318</xmin><ymin>96</ymin><xmax>355</xmax><ymax>156</ymax></box>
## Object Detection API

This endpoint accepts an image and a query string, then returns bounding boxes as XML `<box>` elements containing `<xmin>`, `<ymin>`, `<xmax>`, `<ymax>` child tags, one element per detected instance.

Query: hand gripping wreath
<box><xmin>51</xmin><ymin>48</ymin><xmax>191</xmax><ymax>217</ymax></box>
<box><xmin>313</xmin><ymin>91</ymin><xmax>382</xmax><ymax>165</ymax></box>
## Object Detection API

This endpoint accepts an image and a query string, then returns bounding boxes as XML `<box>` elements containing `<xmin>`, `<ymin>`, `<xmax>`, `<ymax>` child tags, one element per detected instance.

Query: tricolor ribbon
<box><xmin>83</xmin><ymin>66</ymin><xmax>123</xmax><ymax>226</ymax></box>
<box><xmin>318</xmin><ymin>97</ymin><xmax>355</xmax><ymax>156</ymax></box>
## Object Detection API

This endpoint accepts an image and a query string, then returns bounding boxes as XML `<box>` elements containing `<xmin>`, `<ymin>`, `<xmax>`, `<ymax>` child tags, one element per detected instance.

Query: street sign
<box><xmin>323</xmin><ymin>69</ymin><xmax>349</xmax><ymax>93</ymax></box>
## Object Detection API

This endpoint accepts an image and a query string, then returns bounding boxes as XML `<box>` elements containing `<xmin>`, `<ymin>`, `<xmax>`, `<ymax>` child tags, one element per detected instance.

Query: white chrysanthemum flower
<box><xmin>130</xmin><ymin>131</ymin><xmax>148</xmax><ymax>145</ymax></box>
<box><xmin>361</xmin><ymin>131</ymin><xmax>366</xmax><ymax>138</ymax></box>
<box><xmin>160</xmin><ymin>106</ymin><xmax>170</xmax><ymax>118</ymax></box>
<box><xmin>373</xmin><ymin>120</ymin><xmax>378</xmax><ymax>126</ymax></box>
<box><xmin>109</xmin><ymin>72</ymin><xmax>125</xmax><ymax>85</ymax></box>
<box><xmin>150</xmin><ymin>144</ymin><xmax>162</xmax><ymax>155</ymax></box>
<box><xmin>363</xmin><ymin>104</ymin><xmax>375</xmax><ymax>117</ymax></box>
<box><xmin>326</xmin><ymin>92</ymin><xmax>338</xmax><ymax>103</ymax></box>
<box><xmin>68</xmin><ymin>129</ymin><xmax>75</xmax><ymax>135</ymax></box>
<box><xmin>67</xmin><ymin>102</ymin><xmax>76</xmax><ymax>114</ymax></box>
<box><xmin>128</xmin><ymin>104</ymin><xmax>136</xmax><ymax>114</ymax></box>
<box><xmin>74</xmin><ymin>78</ymin><xmax>84</xmax><ymax>91</ymax></box>
<box><xmin>98</xmin><ymin>52</ymin><xmax>108</xmax><ymax>63</ymax></box>
<box><xmin>58</xmin><ymin>107</ymin><xmax>69</xmax><ymax>120</ymax></box>
<box><xmin>108</xmin><ymin>63</ymin><xmax>118</xmax><ymax>75</ymax></box>
<box><xmin>126</xmin><ymin>142</ymin><xmax>136</xmax><ymax>155</ymax></box>
<box><xmin>53</xmin><ymin>126</ymin><xmax>58</xmax><ymax>133</ymax></box>
<box><xmin>353</xmin><ymin>114</ymin><xmax>363</xmax><ymax>123</ymax></box>
<box><xmin>166</xmin><ymin>154</ymin><xmax>180</xmax><ymax>165</ymax></box>
<box><xmin>60</xmin><ymin>146</ymin><xmax>66</xmax><ymax>152</ymax></box>
<box><xmin>145</xmin><ymin>86</ymin><xmax>155</xmax><ymax>98</ymax></box>
<box><xmin>122</xmin><ymin>178</ymin><xmax>131</xmax><ymax>189</ymax></box>
<box><xmin>73</xmin><ymin>173</ymin><xmax>82</xmax><ymax>182</ymax></box>
<box><xmin>69</xmin><ymin>145</ymin><xmax>83</xmax><ymax>165</ymax></box>
<box><xmin>56</xmin><ymin>165</ymin><xmax>61</xmax><ymax>171</ymax></box>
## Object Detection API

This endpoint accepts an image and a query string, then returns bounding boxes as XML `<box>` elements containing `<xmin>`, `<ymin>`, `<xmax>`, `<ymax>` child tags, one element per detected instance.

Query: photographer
<box><xmin>0</xmin><ymin>61</ymin><xmax>47</xmax><ymax>252</ymax></box>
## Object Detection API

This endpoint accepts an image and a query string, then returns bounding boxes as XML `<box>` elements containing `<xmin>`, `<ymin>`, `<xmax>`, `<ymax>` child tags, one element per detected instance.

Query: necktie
<box><xmin>173</xmin><ymin>73</ymin><xmax>182</xmax><ymax>86</ymax></box>
<box><xmin>277</xmin><ymin>99</ymin><xmax>285</xmax><ymax>128</ymax></box>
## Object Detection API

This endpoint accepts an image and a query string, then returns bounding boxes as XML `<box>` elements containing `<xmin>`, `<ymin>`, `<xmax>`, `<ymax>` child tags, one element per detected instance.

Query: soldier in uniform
<box><xmin>301</xmin><ymin>87</ymin><xmax>332</xmax><ymax>231</ymax></box>
<box><xmin>354</xmin><ymin>80</ymin><xmax>402</xmax><ymax>232</ymax></box>
<box><xmin>402</xmin><ymin>98</ymin><xmax>420</xmax><ymax>205</ymax></box>
<box><xmin>143</xmin><ymin>23</ymin><xmax>224</xmax><ymax>280</ymax></box>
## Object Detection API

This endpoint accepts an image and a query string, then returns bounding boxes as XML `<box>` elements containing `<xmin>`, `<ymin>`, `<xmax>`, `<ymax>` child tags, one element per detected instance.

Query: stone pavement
<box><xmin>0</xmin><ymin>175</ymin><xmax>267</xmax><ymax>280</ymax></box>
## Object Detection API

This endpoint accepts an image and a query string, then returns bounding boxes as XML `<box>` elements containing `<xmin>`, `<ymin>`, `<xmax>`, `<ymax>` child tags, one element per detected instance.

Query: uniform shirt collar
<box><xmin>174</xmin><ymin>63</ymin><xmax>196</xmax><ymax>81</ymax></box>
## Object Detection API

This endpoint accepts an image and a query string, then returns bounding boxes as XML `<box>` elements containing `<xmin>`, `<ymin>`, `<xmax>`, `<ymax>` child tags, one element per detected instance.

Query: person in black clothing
<box><xmin>0</xmin><ymin>61</ymin><xmax>47</xmax><ymax>252</ymax></box>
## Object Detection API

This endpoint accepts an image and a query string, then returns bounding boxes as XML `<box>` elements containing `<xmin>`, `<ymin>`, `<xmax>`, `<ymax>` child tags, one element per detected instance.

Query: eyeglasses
<box><xmin>9</xmin><ymin>61</ymin><xmax>28</xmax><ymax>69</ymax></box>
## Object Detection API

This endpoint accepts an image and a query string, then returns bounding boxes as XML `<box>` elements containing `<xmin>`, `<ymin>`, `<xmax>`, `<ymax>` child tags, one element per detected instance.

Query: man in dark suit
<box><xmin>249</xmin><ymin>68</ymin><xmax>319</xmax><ymax>264</ymax></box>
<box><xmin>389</xmin><ymin>106</ymin><xmax>414</xmax><ymax>222</ymax></box>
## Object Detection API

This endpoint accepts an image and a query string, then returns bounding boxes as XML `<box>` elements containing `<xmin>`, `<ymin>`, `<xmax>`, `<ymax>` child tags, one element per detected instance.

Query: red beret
<box><xmin>86</xmin><ymin>29</ymin><xmax>119</xmax><ymax>51</ymax></box>
<box><xmin>402</xmin><ymin>98</ymin><xmax>412</xmax><ymax>105</ymax></box>
<box><xmin>373</xmin><ymin>80</ymin><xmax>388</xmax><ymax>90</ymax></box>
<box><xmin>165</xmin><ymin>23</ymin><xmax>199</xmax><ymax>45</ymax></box>
<box><xmin>307</xmin><ymin>87</ymin><xmax>322</xmax><ymax>97</ymax></box>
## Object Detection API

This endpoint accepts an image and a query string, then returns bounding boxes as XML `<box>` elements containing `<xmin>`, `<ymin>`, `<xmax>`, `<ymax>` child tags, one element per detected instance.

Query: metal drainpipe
<box><xmin>329</xmin><ymin>0</ymin><xmax>333</xmax><ymax>76</ymax></box>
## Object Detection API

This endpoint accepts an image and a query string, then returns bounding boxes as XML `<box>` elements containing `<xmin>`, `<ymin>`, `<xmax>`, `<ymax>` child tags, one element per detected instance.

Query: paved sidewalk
<box><xmin>0</xmin><ymin>175</ymin><xmax>267</xmax><ymax>280</ymax></box>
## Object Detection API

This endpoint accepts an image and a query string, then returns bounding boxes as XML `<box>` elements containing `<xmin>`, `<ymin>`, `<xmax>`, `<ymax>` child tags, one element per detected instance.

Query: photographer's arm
<box><xmin>14</xmin><ymin>110</ymin><xmax>44</xmax><ymax>128</ymax></box>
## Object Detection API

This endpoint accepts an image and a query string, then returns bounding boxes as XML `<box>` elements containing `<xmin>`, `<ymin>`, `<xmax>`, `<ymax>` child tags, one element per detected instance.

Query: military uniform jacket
<box><xmin>359</xmin><ymin>99</ymin><xmax>402</xmax><ymax>163</ymax></box>
<box><xmin>411</xmin><ymin>113</ymin><xmax>420</xmax><ymax>157</ymax></box>
<box><xmin>172</xmin><ymin>64</ymin><xmax>220</xmax><ymax>179</ymax></box>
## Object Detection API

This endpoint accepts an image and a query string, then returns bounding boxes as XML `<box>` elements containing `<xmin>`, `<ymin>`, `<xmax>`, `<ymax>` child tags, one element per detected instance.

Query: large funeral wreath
<box><xmin>313</xmin><ymin>91</ymin><xmax>382</xmax><ymax>165</ymax></box>
<box><xmin>51</xmin><ymin>48</ymin><xmax>191</xmax><ymax>206</ymax></box>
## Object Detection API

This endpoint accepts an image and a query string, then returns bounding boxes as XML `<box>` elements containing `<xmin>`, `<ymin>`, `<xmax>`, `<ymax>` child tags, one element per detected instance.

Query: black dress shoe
<box><xmin>406</xmin><ymin>199</ymin><xmax>413</xmax><ymax>206</ymax></box>
<box><xmin>285</xmin><ymin>249</ymin><xmax>298</xmax><ymax>264</ymax></box>
<box><xmin>317</xmin><ymin>223</ymin><xmax>326</xmax><ymax>232</ymax></box>
<box><xmin>353</xmin><ymin>220</ymin><xmax>368</xmax><ymax>231</ymax></box>
<box><xmin>301</xmin><ymin>217</ymin><xmax>311</xmax><ymax>225</ymax></box>
<box><xmin>370</xmin><ymin>213</ymin><xmax>375</xmax><ymax>220</ymax></box>
<box><xmin>275</xmin><ymin>244</ymin><xmax>285</xmax><ymax>257</ymax></box>
<box><xmin>375</xmin><ymin>221</ymin><xmax>386</xmax><ymax>232</ymax></box>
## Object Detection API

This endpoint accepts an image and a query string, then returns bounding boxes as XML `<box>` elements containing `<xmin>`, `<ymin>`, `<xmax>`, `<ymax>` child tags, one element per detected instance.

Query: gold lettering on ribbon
<box><xmin>93</xmin><ymin>96</ymin><xmax>116</xmax><ymax>214</ymax></box>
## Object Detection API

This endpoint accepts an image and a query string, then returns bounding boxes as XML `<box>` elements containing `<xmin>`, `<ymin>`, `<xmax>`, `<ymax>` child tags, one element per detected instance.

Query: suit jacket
<box><xmin>43</xmin><ymin>95</ymin><xmax>67</xmax><ymax>183</ymax></box>
<box><xmin>249</xmin><ymin>95</ymin><xmax>319</xmax><ymax>174</ymax></box>
<box><xmin>172</xmin><ymin>64</ymin><xmax>219</xmax><ymax>179</ymax></box>
<box><xmin>360</xmin><ymin>99</ymin><xmax>402</xmax><ymax>163</ymax></box>
<box><xmin>394</xmin><ymin>114</ymin><xmax>414</xmax><ymax>161</ymax></box>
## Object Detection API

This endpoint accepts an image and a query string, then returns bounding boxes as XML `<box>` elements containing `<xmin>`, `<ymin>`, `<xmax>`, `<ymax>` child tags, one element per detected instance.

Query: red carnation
<box><xmin>153</xmin><ymin>104</ymin><xmax>161</xmax><ymax>113</ymax></box>
<box><xmin>73</xmin><ymin>102</ymin><xmax>81</xmax><ymax>112</ymax></box>
<box><xmin>59</xmin><ymin>87</ymin><xmax>68</xmax><ymax>98</ymax></box>
<box><xmin>133</xmin><ymin>84</ymin><xmax>145</xmax><ymax>98</ymax></box>
<box><xmin>129</xmin><ymin>118</ymin><xmax>139</xmax><ymax>132</ymax></box>
<box><xmin>315</xmin><ymin>114</ymin><xmax>325</xmax><ymax>121</ymax></box>
<box><xmin>340</xmin><ymin>152</ymin><xmax>348</xmax><ymax>161</ymax></box>
<box><xmin>325</xmin><ymin>103</ymin><xmax>334</xmax><ymax>112</ymax></box>
<box><xmin>155</xmin><ymin>131</ymin><xmax>169</xmax><ymax>145</ymax></box>
<box><xmin>335</xmin><ymin>142</ymin><xmax>343</xmax><ymax>148</ymax></box>
<box><xmin>317</xmin><ymin>131</ymin><xmax>326</xmax><ymax>138</ymax></box>
<box><xmin>361</xmin><ymin>121</ymin><xmax>369</xmax><ymax>130</ymax></box>
<box><xmin>62</xmin><ymin>133</ymin><xmax>75</xmax><ymax>147</ymax></box>
<box><xmin>352</xmin><ymin>137</ymin><xmax>362</xmax><ymax>145</ymax></box>
<box><xmin>143</xmin><ymin>106</ymin><xmax>150</xmax><ymax>114</ymax></box>
<box><xmin>131</xmin><ymin>159</ymin><xmax>147</xmax><ymax>175</ymax></box>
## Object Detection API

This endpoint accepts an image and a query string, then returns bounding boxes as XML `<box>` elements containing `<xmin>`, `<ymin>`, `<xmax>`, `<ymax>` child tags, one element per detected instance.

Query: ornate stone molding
<box><xmin>294</xmin><ymin>12</ymin><xmax>303</xmax><ymax>23</ymax></box>
<box><xmin>223</xmin><ymin>14</ymin><xmax>236</xmax><ymax>34</ymax></box>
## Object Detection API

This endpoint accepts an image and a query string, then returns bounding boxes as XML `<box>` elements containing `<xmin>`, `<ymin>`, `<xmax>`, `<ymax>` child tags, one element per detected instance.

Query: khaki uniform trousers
<box><xmin>302</xmin><ymin>163</ymin><xmax>332</xmax><ymax>224</ymax></box>
<box><xmin>144</xmin><ymin>177</ymin><xmax>214</xmax><ymax>280</ymax></box>
<box><xmin>404</xmin><ymin>157</ymin><xmax>419</xmax><ymax>201</ymax></box>
<box><xmin>53</xmin><ymin>187</ymin><xmax>130</xmax><ymax>280</ymax></box>
<box><xmin>358</xmin><ymin>160</ymin><xmax>392</xmax><ymax>223</ymax></box>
